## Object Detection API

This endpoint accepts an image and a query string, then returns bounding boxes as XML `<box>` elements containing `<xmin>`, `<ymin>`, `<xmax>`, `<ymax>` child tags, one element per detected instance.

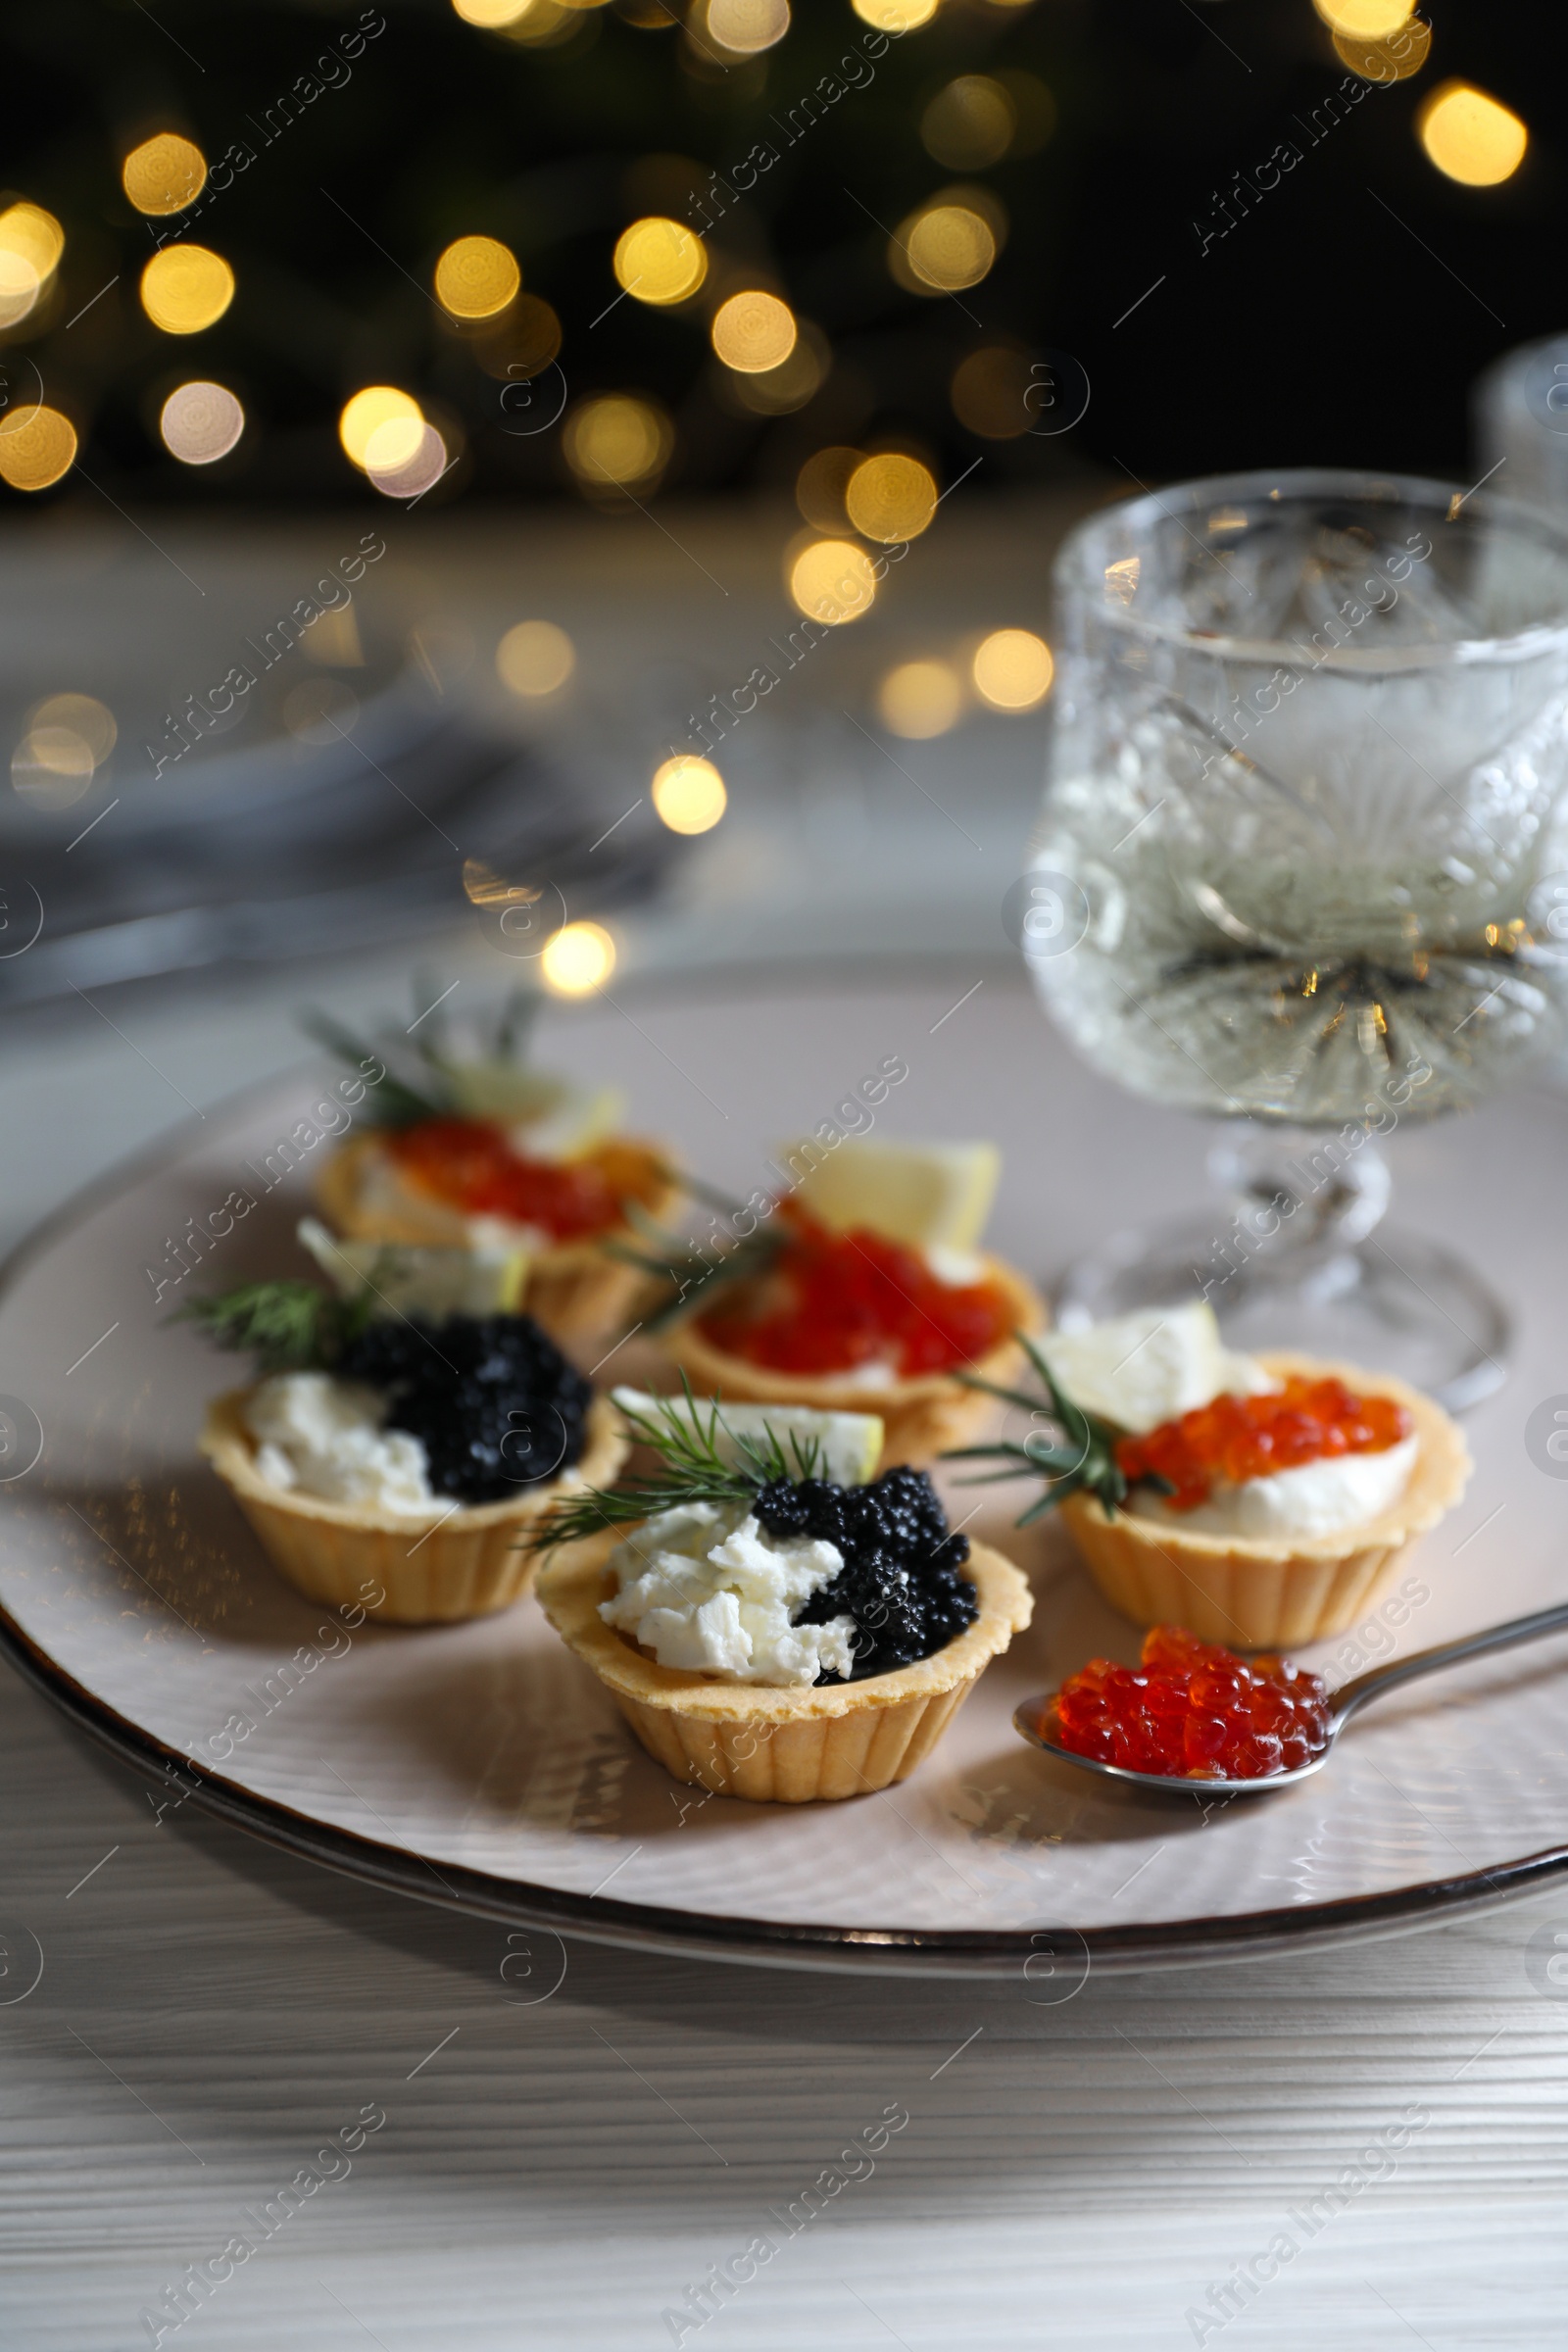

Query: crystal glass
<box><xmin>1029</xmin><ymin>468</ymin><xmax>1568</xmax><ymax>1407</ymax></box>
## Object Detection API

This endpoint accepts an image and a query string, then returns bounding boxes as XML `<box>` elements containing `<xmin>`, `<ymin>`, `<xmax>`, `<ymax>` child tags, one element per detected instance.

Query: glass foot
<box><xmin>1053</xmin><ymin>1216</ymin><xmax>1510</xmax><ymax>1414</ymax></box>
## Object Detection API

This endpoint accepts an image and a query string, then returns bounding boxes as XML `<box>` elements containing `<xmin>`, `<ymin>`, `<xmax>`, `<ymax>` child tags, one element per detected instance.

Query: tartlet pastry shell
<box><xmin>662</xmin><ymin>1254</ymin><xmax>1047</xmax><ymax>1470</ymax></box>
<box><xmin>199</xmin><ymin>1390</ymin><xmax>627</xmax><ymax>1625</ymax></box>
<box><xmin>316</xmin><ymin>1133</ymin><xmax>678</xmax><ymax>1360</ymax></box>
<box><xmin>1059</xmin><ymin>1353</ymin><xmax>1471</xmax><ymax>1650</ymax></box>
<box><xmin>535</xmin><ymin>1532</ymin><xmax>1033</xmax><ymax>1803</ymax></box>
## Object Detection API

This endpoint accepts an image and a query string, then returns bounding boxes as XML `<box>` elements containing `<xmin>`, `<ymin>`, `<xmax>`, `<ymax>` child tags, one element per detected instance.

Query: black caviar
<box><xmin>755</xmin><ymin>1466</ymin><xmax>978</xmax><ymax>1682</ymax></box>
<box><xmin>334</xmin><ymin>1313</ymin><xmax>591</xmax><ymax>1505</ymax></box>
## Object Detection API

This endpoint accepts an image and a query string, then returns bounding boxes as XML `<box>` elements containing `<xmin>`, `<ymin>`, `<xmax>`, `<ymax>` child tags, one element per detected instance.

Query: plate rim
<box><xmin>5</xmin><ymin>1058</ymin><xmax>1568</xmax><ymax>1979</ymax></box>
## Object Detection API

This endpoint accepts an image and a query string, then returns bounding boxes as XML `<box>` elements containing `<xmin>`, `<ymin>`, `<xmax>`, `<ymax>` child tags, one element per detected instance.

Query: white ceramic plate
<box><xmin>2</xmin><ymin>976</ymin><xmax>1565</xmax><ymax>1977</ymax></box>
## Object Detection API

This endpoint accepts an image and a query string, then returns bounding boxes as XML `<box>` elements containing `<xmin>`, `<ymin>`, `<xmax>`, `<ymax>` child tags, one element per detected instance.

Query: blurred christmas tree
<box><xmin>0</xmin><ymin>0</ymin><xmax>1549</xmax><ymax>509</ymax></box>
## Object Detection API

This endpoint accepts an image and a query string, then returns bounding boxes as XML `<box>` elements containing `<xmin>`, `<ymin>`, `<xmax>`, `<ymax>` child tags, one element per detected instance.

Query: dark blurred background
<box><xmin>1</xmin><ymin>0</ymin><xmax>1555</xmax><ymax>513</ymax></box>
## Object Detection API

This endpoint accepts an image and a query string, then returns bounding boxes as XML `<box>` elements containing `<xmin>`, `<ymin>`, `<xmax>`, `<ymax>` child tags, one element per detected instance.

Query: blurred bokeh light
<box><xmin>564</xmin><ymin>394</ymin><xmax>672</xmax><ymax>492</ymax></box>
<box><xmin>711</xmin><ymin>293</ymin><xmax>798</xmax><ymax>374</ymax></box>
<box><xmin>434</xmin><ymin>235</ymin><xmax>521</xmax><ymax>320</ymax></box>
<box><xmin>160</xmin><ymin>382</ymin><xmax>245</xmax><ymax>466</ymax></box>
<box><xmin>122</xmin><ymin>134</ymin><xmax>207</xmax><ymax>217</ymax></box>
<box><xmin>1419</xmin><ymin>83</ymin><xmax>1528</xmax><ymax>186</ymax></box>
<box><xmin>497</xmin><ymin>620</ymin><xmax>576</xmax><ymax>697</ymax></box>
<box><xmin>339</xmin><ymin>387</ymin><xmax>423</xmax><ymax>470</ymax></box>
<box><xmin>877</xmin><ymin>661</ymin><xmax>964</xmax><ymax>738</ymax></box>
<box><xmin>972</xmin><ymin>628</ymin><xmax>1054</xmax><ymax>710</ymax></box>
<box><xmin>140</xmin><ymin>246</ymin><xmax>234</xmax><ymax>334</ymax></box>
<box><xmin>0</xmin><ymin>406</ymin><xmax>77</xmax><ymax>492</ymax></box>
<box><xmin>613</xmin><ymin>218</ymin><xmax>707</xmax><ymax>306</ymax></box>
<box><xmin>846</xmin><ymin>453</ymin><xmax>939</xmax><ymax>543</ymax></box>
<box><xmin>652</xmin><ymin>755</ymin><xmax>727</xmax><ymax>833</ymax></box>
<box><xmin>542</xmin><ymin>920</ymin><xmax>616</xmax><ymax>994</ymax></box>
<box><xmin>789</xmin><ymin>540</ymin><xmax>877</xmax><ymax>624</ymax></box>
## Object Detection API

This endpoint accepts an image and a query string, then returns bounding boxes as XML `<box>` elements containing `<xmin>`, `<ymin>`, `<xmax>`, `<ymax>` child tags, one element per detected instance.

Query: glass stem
<box><xmin>1200</xmin><ymin>1123</ymin><xmax>1392</xmax><ymax>1300</ymax></box>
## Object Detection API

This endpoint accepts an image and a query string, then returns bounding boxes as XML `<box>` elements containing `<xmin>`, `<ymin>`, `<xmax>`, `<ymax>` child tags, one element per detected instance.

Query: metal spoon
<box><xmin>1012</xmin><ymin>1599</ymin><xmax>1568</xmax><ymax>1797</ymax></box>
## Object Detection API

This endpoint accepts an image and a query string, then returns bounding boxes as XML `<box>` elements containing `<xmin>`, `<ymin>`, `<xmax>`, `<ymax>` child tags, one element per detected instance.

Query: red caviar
<box><xmin>387</xmin><ymin>1120</ymin><xmax>663</xmax><ymax>1244</ymax></box>
<box><xmin>697</xmin><ymin>1202</ymin><xmax>1012</xmax><ymax>1378</ymax></box>
<box><xmin>1115</xmin><ymin>1376</ymin><xmax>1410</xmax><ymax>1511</ymax></box>
<box><xmin>1048</xmin><ymin>1625</ymin><xmax>1332</xmax><ymax>1781</ymax></box>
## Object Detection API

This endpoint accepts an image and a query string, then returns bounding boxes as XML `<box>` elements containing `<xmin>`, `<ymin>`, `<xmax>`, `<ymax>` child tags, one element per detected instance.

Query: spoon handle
<box><xmin>1332</xmin><ymin>1598</ymin><xmax>1568</xmax><ymax>1726</ymax></box>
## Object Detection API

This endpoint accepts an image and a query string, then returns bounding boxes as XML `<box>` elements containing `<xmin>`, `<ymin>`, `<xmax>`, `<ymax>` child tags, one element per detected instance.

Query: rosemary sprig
<box><xmin>604</xmin><ymin>1197</ymin><xmax>784</xmax><ymax>1332</ymax></box>
<box><xmin>170</xmin><ymin>1279</ymin><xmax>374</xmax><ymax>1374</ymax></box>
<box><xmin>944</xmin><ymin>1329</ymin><xmax>1141</xmax><ymax>1523</ymax></box>
<box><xmin>525</xmin><ymin>1378</ymin><xmax>822</xmax><ymax>1552</ymax></box>
<box><xmin>300</xmin><ymin>1009</ymin><xmax>444</xmax><ymax>1128</ymax></box>
<box><xmin>300</xmin><ymin>980</ymin><xmax>547</xmax><ymax>1130</ymax></box>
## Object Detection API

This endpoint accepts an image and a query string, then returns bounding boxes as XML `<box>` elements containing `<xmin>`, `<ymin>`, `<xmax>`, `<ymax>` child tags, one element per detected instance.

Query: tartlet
<box><xmin>306</xmin><ymin>988</ymin><xmax>678</xmax><ymax>1358</ymax></box>
<box><xmin>1057</xmin><ymin>1353</ymin><xmax>1469</xmax><ymax>1649</ymax></box>
<box><xmin>537</xmin><ymin>1528</ymin><xmax>1032</xmax><ymax>1802</ymax></box>
<box><xmin>201</xmin><ymin>1389</ymin><xmax>626</xmax><ymax>1624</ymax></box>
<box><xmin>665</xmin><ymin>1253</ymin><xmax>1046</xmax><ymax>1470</ymax></box>
<box><xmin>317</xmin><ymin>1130</ymin><xmax>677</xmax><ymax>1358</ymax></box>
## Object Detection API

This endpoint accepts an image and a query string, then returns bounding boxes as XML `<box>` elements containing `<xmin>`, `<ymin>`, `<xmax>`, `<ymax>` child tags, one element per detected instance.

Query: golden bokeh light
<box><xmin>878</xmin><ymin>661</ymin><xmax>964</xmax><ymax>740</ymax></box>
<box><xmin>563</xmin><ymin>393</ymin><xmax>672</xmax><ymax>490</ymax></box>
<box><xmin>1419</xmin><ymin>82</ymin><xmax>1527</xmax><ymax>186</ymax></box>
<box><xmin>368</xmin><ymin>421</ymin><xmax>450</xmax><ymax>500</ymax></box>
<box><xmin>951</xmin><ymin>345</ymin><xmax>1035</xmax><ymax>439</ymax></box>
<box><xmin>0</xmin><ymin>203</ymin><xmax>64</xmax><ymax>281</ymax></box>
<box><xmin>920</xmin><ymin>76</ymin><xmax>1015</xmax><ymax>171</ymax></box>
<box><xmin>0</xmin><ymin>253</ymin><xmax>40</xmax><ymax>331</ymax></box>
<box><xmin>365</xmin><ymin>414</ymin><xmax>428</xmax><ymax>473</ymax></box>
<box><xmin>160</xmin><ymin>381</ymin><xmax>245</xmax><ymax>465</ymax></box>
<box><xmin>0</xmin><ymin>406</ymin><xmax>76</xmax><ymax>492</ymax></box>
<box><xmin>851</xmin><ymin>0</ymin><xmax>938</xmax><ymax>28</ymax></box>
<box><xmin>652</xmin><ymin>754</ymin><xmax>727</xmax><ymax>834</ymax></box>
<box><xmin>1334</xmin><ymin>18</ymin><xmax>1429</xmax><ymax>78</ymax></box>
<box><xmin>789</xmin><ymin>539</ymin><xmax>877</xmax><ymax>626</ymax></box>
<box><xmin>339</xmin><ymin>386</ymin><xmax>422</xmax><ymax>469</ymax></box>
<box><xmin>903</xmin><ymin>203</ymin><xmax>997</xmax><ymax>293</ymax></box>
<box><xmin>846</xmin><ymin>452</ymin><xmax>939</xmax><ymax>544</ymax></box>
<box><xmin>28</xmin><ymin>693</ymin><xmax>116</xmax><ymax>766</ymax></box>
<box><xmin>705</xmin><ymin>0</ymin><xmax>790</xmax><ymax>53</ymax></box>
<box><xmin>497</xmin><ymin>619</ymin><xmax>576</xmax><ymax>698</ymax></box>
<box><xmin>0</xmin><ymin>204</ymin><xmax>63</xmax><ymax>328</ymax></box>
<box><xmin>122</xmin><ymin>133</ymin><xmax>208</xmax><ymax>217</ymax></box>
<box><xmin>796</xmin><ymin>445</ymin><xmax>860</xmax><ymax>532</ymax></box>
<box><xmin>710</xmin><ymin>290</ymin><xmax>797</xmax><ymax>373</ymax></box>
<box><xmin>434</xmin><ymin>234</ymin><xmax>520</xmax><ymax>320</ymax></box>
<box><xmin>1312</xmin><ymin>0</ymin><xmax>1411</xmax><ymax>31</ymax></box>
<box><xmin>612</xmin><ymin>217</ymin><xmax>708</xmax><ymax>306</ymax></box>
<box><xmin>972</xmin><ymin>629</ymin><xmax>1054</xmax><ymax>711</ymax></box>
<box><xmin>140</xmin><ymin>245</ymin><xmax>234</xmax><ymax>334</ymax></box>
<box><xmin>452</xmin><ymin>0</ymin><xmax>537</xmax><ymax>20</ymax></box>
<box><xmin>541</xmin><ymin>919</ymin><xmax>616</xmax><ymax>996</ymax></box>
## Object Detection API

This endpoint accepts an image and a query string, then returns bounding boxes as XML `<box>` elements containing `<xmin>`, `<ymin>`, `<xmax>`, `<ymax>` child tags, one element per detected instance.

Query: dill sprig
<box><xmin>170</xmin><ymin>1280</ymin><xmax>373</xmax><ymax>1374</ymax></box>
<box><xmin>525</xmin><ymin>1379</ymin><xmax>822</xmax><ymax>1552</ymax></box>
<box><xmin>944</xmin><ymin>1330</ymin><xmax>1138</xmax><ymax>1523</ymax></box>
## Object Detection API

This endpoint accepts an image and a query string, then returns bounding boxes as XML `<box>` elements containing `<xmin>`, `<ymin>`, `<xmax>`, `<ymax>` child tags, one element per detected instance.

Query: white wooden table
<box><xmin>3</xmin><ymin>951</ymin><xmax>1568</xmax><ymax>2351</ymax></box>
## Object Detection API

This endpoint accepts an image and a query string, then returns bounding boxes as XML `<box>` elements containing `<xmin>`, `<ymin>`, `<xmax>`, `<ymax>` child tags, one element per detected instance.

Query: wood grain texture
<box><xmin>4</xmin><ymin>1667</ymin><xmax>1568</xmax><ymax>2347</ymax></box>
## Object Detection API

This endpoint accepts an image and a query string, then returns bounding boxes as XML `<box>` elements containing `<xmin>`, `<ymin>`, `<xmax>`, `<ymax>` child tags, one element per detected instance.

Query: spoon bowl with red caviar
<box><xmin>1014</xmin><ymin>1605</ymin><xmax>1568</xmax><ymax>1796</ymax></box>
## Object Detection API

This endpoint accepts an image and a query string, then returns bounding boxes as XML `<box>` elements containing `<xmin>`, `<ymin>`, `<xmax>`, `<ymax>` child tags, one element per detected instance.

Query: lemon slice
<box><xmin>779</xmin><ymin>1138</ymin><xmax>1000</xmax><ymax>1252</ymax></box>
<box><xmin>612</xmin><ymin>1388</ymin><xmax>883</xmax><ymax>1487</ymax></box>
<box><xmin>297</xmin><ymin>1218</ymin><xmax>529</xmax><ymax>1319</ymax></box>
<box><xmin>1039</xmin><ymin>1301</ymin><xmax>1274</xmax><ymax>1436</ymax></box>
